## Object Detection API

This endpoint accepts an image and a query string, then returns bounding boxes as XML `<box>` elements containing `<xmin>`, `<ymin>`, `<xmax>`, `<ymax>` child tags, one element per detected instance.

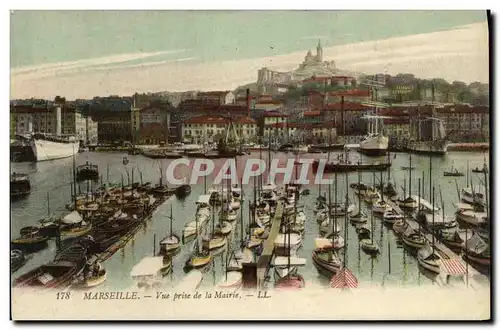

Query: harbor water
<box><xmin>10</xmin><ymin>150</ymin><xmax>490</xmax><ymax>290</ymax></box>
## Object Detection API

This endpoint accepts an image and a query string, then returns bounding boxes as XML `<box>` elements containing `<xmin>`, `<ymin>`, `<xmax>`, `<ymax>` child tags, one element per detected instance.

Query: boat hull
<box><xmin>31</xmin><ymin>139</ymin><xmax>80</xmax><ymax>162</ymax></box>
<box><xmin>406</xmin><ymin>140</ymin><xmax>448</xmax><ymax>155</ymax></box>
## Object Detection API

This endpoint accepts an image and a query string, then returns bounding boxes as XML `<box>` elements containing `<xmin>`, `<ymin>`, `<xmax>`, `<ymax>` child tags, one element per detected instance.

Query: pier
<box><xmin>383</xmin><ymin>195</ymin><xmax>481</xmax><ymax>279</ymax></box>
<box><xmin>256</xmin><ymin>201</ymin><xmax>284</xmax><ymax>289</ymax></box>
<box><xmin>88</xmin><ymin>195</ymin><xmax>173</xmax><ymax>266</ymax></box>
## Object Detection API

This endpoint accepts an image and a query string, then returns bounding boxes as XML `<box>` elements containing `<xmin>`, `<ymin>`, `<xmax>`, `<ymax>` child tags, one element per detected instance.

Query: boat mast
<box><xmin>47</xmin><ymin>192</ymin><xmax>50</xmax><ymax>218</ymax></box>
<box><xmin>466</xmin><ymin>160</ymin><xmax>469</xmax><ymax>188</ymax></box>
<box><xmin>371</xmin><ymin>171</ymin><xmax>375</xmax><ymax>243</ymax></box>
<box><xmin>429</xmin><ymin>155</ymin><xmax>432</xmax><ymax>203</ymax></box>
<box><xmin>334</xmin><ymin>170</ymin><xmax>338</xmax><ymax>236</ymax></box>
<box><xmin>432</xmin><ymin>186</ymin><xmax>435</xmax><ymax>254</ymax></box>
<box><xmin>408</xmin><ymin>153</ymin><xmax>412</xmax><ymax>198</ymax></box>
<box><xmin>418</xmin><ymin>178</ymin><xmax>421</xmax><ymax>233</ymax></box>
<box><xmin>170</xmin><ymin>204</ymin><xmax>173</xmax><ymax>237</ymax></box>
<box><xmin>344</xmin><ymin>172</ymin><xmax>349</xmax><ymax>269</ymax></box>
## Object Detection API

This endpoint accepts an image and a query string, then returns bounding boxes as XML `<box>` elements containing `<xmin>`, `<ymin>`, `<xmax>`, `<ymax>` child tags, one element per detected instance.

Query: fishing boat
<box><xmin>11</xmin><ymin>249</ymin><xmax>27</xmax><ymax>273</ymax></box>
<box><xmin>74</xmin><ymin>265</ymin><xmax>107</xmax><ymax>289</ymax></box>
<box><xmin>182</xmin><ymin>195</ymin><xmax>211</xmax><ymax>242</ymax></box>
<box><xmin>382</xmin><ymin>209</ymin><xmax>404</xmax><ymax>224</ymax></box>
<box><xmin>202</xmin><ymin>232</ymin><xmax>227</xmax><ymax>251</ymax></box>
<box><xmin>372</xmin><ymin>199</ymin><xmax>392</xmax><ymax>214</ymax></box>
<box><xmin>58</xmin><ymin>211</ymin><xmax>93</xmax><ymax>240</ymax></box>
<box><xmin>76</xmin><ymin>162</ymin><xmax>99</xmax><ymax>182</ymax></box>
<box><xmin>462</xmin><ymin>233</ymin><xmax>490</xmax><ymax>266</ymax></box>
<box><xmin>219</xmin><ymin>207</ymin><xmax>238</xmax><ymax>222</ymax></box>
<box><xmin>471</xmin><ymin>166</ymin><xmax>487</xmax><ymax>174</ymax></box>
<box><xmin>392</xmin><ymin>219</ymin><xmax>409</xmax><ymax>235</ymax></box>
<box><xmin>455</xmin><ymin>209</ymin><xmax>487</xmax><ymax>228</ymax></box>
<box><xmin>10</xmin><ymin>172</ymin><xmax>31</xmax><ymax>199</ymax></box>
<box><xmin>397</xmin><ymin>196</ymin><xmax>418</xmax><ymax>210</ymax></box>
<box><xmin>159</xmin><ymin>205</ymin><xmax>181</xmax><ymax>255</ymax></box>
<box><xmin>186</xmin><ymin>238</ymin><xmax>212</xmax><ymax>269</ymax></box>
<box><xmin>274</xmin><ymin>233</ymin><xmax>302</xmax><ymax>255</ymax></box>
<box><xmin>444</xmin><ymin>169</ymin><xmax>464</xmax><ymax>177</ymax></box>
<box><xmin>11</xmin><ymin>226</ymin><xmax>50</xmax><ymax>253</ymax></box>
<box><xmin>131</xmin><ymin>256</ymin><xmax>172</xmax><ymax>290</ymax></box>
<box><xmin>311</xmin><ymin>246</ymin><xmax>342</xmax><ymax>278</ymax></box>
<box><xmin>460</xmin><ymin>187</ymin><xmax>485</xmax><ymax>206</ymax></box>
<box><xmin>175</xmin><ymin>184</ymin><xmax>192</xmax><ymax>199</ymax></box>
<box><xmin>417</xmin><ymin>244</ymin><xmax>441</xmax><ymax>274</ymax></box>
<box><xmin>218</xmin><ymin>271</ymin><xmax>243</xmax><ymax>289</ymax></box>
<box><xmin>350</xmin><ymin>182</ymin><xmax>370</xmax><ymax>196</ymax></box>
<box><xmin>312</xmin><ymin>160</ymin><xmax>391</xmax><ymax>173</ymax></box>
<box><xmin>215</xmin><ymin>221</ymin><xmax>233</xmax><ymax>236</ymax></box>
<box><xmin>401</xmin><ymin>166</ymin><xmax>415</xmax><ymax>171</ymax></box>
<box><xmin>361</xmin><ymin>184</ymin><xmax>380</xmax><ymax>255</ymax></box>
<box><xmin>355</xmin><ymin>223</ymin><xmax>371</xmax><ymax>240</ymax></box>
<box><xmin>13</xmin><ymin>242</ymin><xmax>88</xmax><ymax>290</ymax></box>
<box><xmin>363</xmin><ymin>189</ymin><xmax>380</xmax><ymax>204</ymax></box>
<box><xmin>401</xmin><ymin>227</ymin><xmax>427</xmax><ymax>249</ymax></box>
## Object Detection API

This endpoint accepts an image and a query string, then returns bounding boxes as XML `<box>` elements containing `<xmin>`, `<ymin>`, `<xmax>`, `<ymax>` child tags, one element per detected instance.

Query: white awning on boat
<box><xmin>196</xmin><ymin>194</ymin><xmax>211</xmax><ymax>205</ymax></box>
<box><xmin>62</xmin><ymin>211</ymin><xmax>83</xmax><ymax>224</ymax></box>
<box><xmin>315</xmin><ymin>237</ymin><xmax>333</xmax><ymax>249</ymax></box>
<box><xmin>130</xmin><ymin>257</ymin><xmax>165</xmax><ymax>278</ymax></box>
<box><xmin>455</xmin><ymin>203</ymin><xmax>474</xmax><ymax>211</ymax></box>
<box><xmin>274</xmin><ymin>233</ymin><xmax>301</xmax><ymax>246</ymax></box>
<box><xmin>412</xmin><ymin>196</ymin><xmax>440</xmax><ymax>212</ymax></box>
<box><xmin>273</xmin><ymin>256</ymin><xmax>306</xmax><ymax>267</ymax></box>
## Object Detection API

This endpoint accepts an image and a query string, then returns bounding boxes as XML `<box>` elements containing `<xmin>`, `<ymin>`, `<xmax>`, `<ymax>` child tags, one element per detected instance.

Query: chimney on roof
<box><xmin>246</xmin><ymin>88</ymin><xmax>250</xmax><ymax>118</ymax></box>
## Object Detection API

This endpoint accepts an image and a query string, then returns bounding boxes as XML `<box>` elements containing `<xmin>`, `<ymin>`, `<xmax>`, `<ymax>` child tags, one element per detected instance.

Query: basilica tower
<box><xmin>316</xmin><ymin>39</ymin><xmax>323</xmax><ymax>62</ymax></box>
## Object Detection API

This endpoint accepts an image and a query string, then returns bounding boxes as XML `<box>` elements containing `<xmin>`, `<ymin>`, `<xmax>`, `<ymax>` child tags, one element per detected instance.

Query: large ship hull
<box><xmin>406</xmin><ymin>140</ymin><xmax>448</xmax><ymax>155</ymax></box>
<box><xmin>31</xmin><ymin>139</ymin><xmax>80</xmax><ymax>162</ymax></box>
<box><xmin>359</xmin><ymin>135</ymin><xmax>389</xmax><ymax>156</ymax></box>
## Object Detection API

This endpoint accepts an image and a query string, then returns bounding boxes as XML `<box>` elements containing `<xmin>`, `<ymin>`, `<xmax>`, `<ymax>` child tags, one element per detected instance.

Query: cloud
<box><xmin>10</xmin><ymin>22</ymin><xmax>488</xmax><ymax>99</ymax></box>
<box><xmin>300</xmin><ymin>35</ymin><xmax>327</xmax><ymax>40</ymax></box>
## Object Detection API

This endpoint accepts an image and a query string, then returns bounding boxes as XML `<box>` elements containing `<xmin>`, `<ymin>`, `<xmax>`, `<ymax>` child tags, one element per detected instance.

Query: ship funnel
<box><xmin>56</xmin><ymin>106</ymin><xmax>62</xmax><ymax>135</ymax></box>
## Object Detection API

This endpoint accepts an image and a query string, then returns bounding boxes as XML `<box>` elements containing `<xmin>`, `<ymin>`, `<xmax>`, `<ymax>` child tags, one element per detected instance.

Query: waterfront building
<box><xmin>196</xmin><ymin>91</ymin><xmax>235</xmax><ymax>105</ymax></box>
<box><xmin>90</xmin><ymin>96</ymin><xmax>133</xmax><ymax>144</ymax></box>
<box><xmin>436</xmin><ymin>104</ymin><xmax>489</xmax><ymax>141</ymax></box>
<box><xmin>182</xmin><ymin>115</ymin><xmax>230</xmax><ymax>144</ymax></box>
<box><xmin>233</xmin><ymin>117</ymin><xmax>258</xmax><ymax>142</ymax></box>
<box><xmin>11</xmin><ymin>102</ymin><xmax>97</xmax><ymax>144</ymax></box>
<box><xmin>137</xmin><ymin>105</ymin><xmax>172</xmax><ymax>145</ymax></box>
<box><xmin>262</xmin><ymin>111</ymin><xmax>289</xmax><ymax>140</ymax></box>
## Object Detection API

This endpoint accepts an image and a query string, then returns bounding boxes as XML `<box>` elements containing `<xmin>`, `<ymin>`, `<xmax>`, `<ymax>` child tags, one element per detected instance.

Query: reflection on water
<box><xmin>11</xmin><ymin>151</ymin><xmax>489</xmax><ymax>289</ymax></box>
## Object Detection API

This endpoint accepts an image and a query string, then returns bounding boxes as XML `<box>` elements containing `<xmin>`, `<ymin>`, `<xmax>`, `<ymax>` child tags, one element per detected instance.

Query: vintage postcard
<box><xmin>10</xmin><ymin>10</ymin><xmax>491</xmax><ymax>320</ymax></box>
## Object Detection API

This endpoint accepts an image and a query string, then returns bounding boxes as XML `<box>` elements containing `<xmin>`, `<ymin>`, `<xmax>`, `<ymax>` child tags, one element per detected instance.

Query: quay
<box><xmin>87</xmin><ymin>195</ymin><xmax>174</xmax><ymax>266</ymax></box>
<box><xmin>447</xmin><ymin>143</ymin><xmax>489</xmax><ymax>152</ymax></box>
<box><xmin>256</xmin><ymin>201</ymin><xmax>284</xmax><ymax>289</ymax></box>
<box><xmin>382</xmin><ymin>195</ymin><xmax>482</xmax><ymax>280</ymax></box>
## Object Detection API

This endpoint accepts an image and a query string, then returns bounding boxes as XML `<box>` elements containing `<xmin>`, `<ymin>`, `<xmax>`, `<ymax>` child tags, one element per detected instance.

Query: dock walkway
<box><xmin>383</xmin><ymin>195</ymin><xmax>481</xmax><ymax>278</ymax></box>
<box><xmin>256</xmin><ymin>201</ymin><xmax>284</xmax><ymax>289</ymax></box>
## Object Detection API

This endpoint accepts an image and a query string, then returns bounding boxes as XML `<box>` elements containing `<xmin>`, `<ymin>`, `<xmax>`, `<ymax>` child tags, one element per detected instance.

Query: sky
<box><xmin>10</xmin><ymin>10</ymin><xmax>489</xmax><ymax>99</ymax></box>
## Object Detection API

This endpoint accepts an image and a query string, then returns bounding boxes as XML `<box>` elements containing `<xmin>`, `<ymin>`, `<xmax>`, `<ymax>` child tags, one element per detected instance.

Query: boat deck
<box><xmin>383</xmin><ymin>195</ymin><xmax>481</xmax><ymax>280</ymax></box>
<box><xmin>256</xmin><ymin>201</ymin><xmax>284</xmax><ymax>289</ymax></box>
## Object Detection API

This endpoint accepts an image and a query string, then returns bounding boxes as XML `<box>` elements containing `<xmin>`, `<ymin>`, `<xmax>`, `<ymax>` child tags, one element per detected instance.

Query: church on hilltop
<box><xmin>298</xmin><ymin>39</ymin><xmax>336</xmax><ymax>70</ymax></box>
<box><xmin>257</xmin><ymin>39</ymin><xmax>339</xmax><ymax>93</ymax></box>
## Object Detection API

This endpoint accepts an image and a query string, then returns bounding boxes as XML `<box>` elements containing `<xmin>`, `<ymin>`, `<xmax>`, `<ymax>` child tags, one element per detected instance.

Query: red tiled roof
<box><xmin>437</xmin><ymin>105</ymin><xmax>489</xmax><ymax>114</ymax></box>
<box><xmin>324</xmin><ymin>102</ymin><xmax>371</xmax><ymax>111</ymax></box>
<box><xmin>327</xmin><ymin>89</ymin><xmax>371</xmax><ymax>97</ymax></box>
<box><xmin>184</xmin><ymin>115</ymin><xmax>230</xmax><ymax>125</ymax></box>
<box><xmin>264</xmin><ymin>111</ymin><xmax>288</xmax><ymax>117</ymax></box>
<box><xmin>303</xmin><ymin>111</ymin><xmax>321</xmax><ymax>116</ymax></box>
<box><xmin>256</xmin><ymin>99</ymin><xmax>283</xmax><ymax>105</ymax></box>
<box><xmin>234</xmin><ymin>117</ymin><xmax>256</xmax><ymax>125</ymax></box>
<box><xmin>384</xmin><ymin>118</ymin><xmax>410</xmax><ymax>125</ymax></box>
